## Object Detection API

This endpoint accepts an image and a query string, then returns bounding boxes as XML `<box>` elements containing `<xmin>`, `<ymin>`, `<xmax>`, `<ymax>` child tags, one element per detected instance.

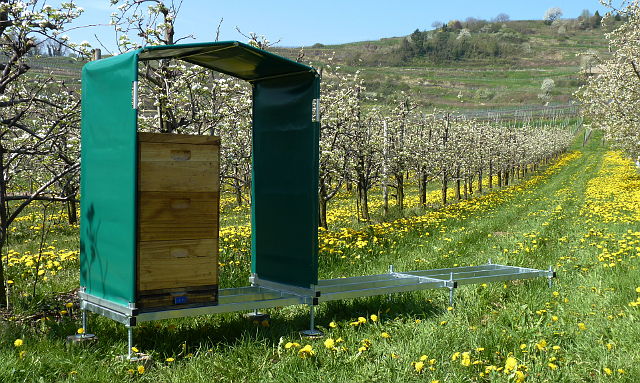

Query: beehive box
<box><xmin>136</xmin><ymin>132</ymin><xmax>220</xmax><ymax>309</ymax></box>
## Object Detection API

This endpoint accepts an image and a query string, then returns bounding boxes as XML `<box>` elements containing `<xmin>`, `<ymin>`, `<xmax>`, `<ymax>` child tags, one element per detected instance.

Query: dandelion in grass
<box><xmin>460</xmin><ymin>352</ymin><xmax>471</xmax><ymax>367</ymax></box>
<box><xmin>515</xmin><ymin>370</ymin><xmax>525</xmax><ymax>382</ymax></box>
<box><xmin>413</xmin><ymin>361</ymin><xmax>425</xmax><ymax>373</ymax></box>
<box><xmin>298</xmin><ymin>344</ymin><xmax>314</xmax><ymax>358</ymax></box>
<box><xmin>504</xmin><ymin>356</ymin><xmax>518</xmax><ymax>374</ymax></box>
<box><xmin>324</xmin><ymin>338</ymin><xmax>335</xmax><ymax>349</ymax></box>
<box><xmin>19</xmin><ymin>350</ymin><xmax>27</xmax><ymax>359</ymax></box>
<box><xmin>329</xmin><ymin>321</ymin><xmax>337</xmax><ymax>328</ymax></box>
<box><xmin>137</xmin><ymin>365</ymin><xmax>144</xmax><ymax>374</ymax></box>
<box><xmin>166</xmin><ymin>357</ymin><xmax>175</xmax><ymax>362</ymax></box>
<box><xmin>285</xmin><ymin>342</ymin><xmax>300</xmax><ymax>349</ymax></box>
<box><xmin>77</xmin><ymin>328</ymin><xmax>85</xmax><ymax>335</ymax></box>
<box><xmin>131</xmin><ymin>346</ymin><xmax>139</xmax><ymax>353</ymax></box>
<box><xmin>370</xmin><ymin>314</ymin><xmax>378</xmax><ymax>322</ymax></box>
<box><xmin>14</xmin><ymin>339</ymin><xmax>23</xmax><ymax>347</ymax></box>
<box><xmin>577</xmin><ymin>322</ymin><xmax>587</xmax><ymax>331</ymax></box>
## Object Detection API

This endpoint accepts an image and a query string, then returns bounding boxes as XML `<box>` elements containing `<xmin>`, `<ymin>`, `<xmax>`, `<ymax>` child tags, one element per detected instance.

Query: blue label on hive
<box><xmin>174</xmin><ymin>296</ymin><xmax>188</xmax><ymax>304</ymax></box>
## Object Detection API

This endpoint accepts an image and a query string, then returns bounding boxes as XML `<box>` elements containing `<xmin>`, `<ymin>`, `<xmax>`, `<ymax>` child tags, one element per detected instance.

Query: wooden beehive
<box><xmin>136</xmin><ymin>132</ymin><xmax>220</xmax><ymax>309</ymax></box>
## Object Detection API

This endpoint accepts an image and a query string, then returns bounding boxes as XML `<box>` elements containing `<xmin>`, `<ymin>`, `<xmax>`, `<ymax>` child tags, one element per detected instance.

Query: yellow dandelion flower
<box><xmin>461</xmin><ymin>352</ymin><xmax>471</xmax><ymax>367</ymax></box>
<box><xmin>504</xmin><ymin>356</ymin><xmax>518</xmax><ymax>373</ymax></box>
<box><xmin>324</xmin><ymin>338</ymin><xmax>335</xmax><ymax>349</ymax></box>
<box><xmin>329</xmin><ymin>321</ymin><xmax>337</xmax><ymax>328</ymax></box>
<box><xmin>77</xmin><ymin>328</ymin><xmax>85</xmax><ymax>335</ymax></box>
<box><xmin>380</xmin><ymin>332</ymin><xmax>390</xmax><ymax>338</ymax></box>
<box><xmin>166</xmin><ymin>357</ymin><xmax>175</xmax><ymax>362</ymax></box>
<box><xmin>131</xmin><ymin>346</ymin><xmax>139</xmax><ymax>353</ymax></box>
<box><xmin>14</xmin><ymin>339</ymin><xmax>23</xmax><ymax>347</ymax></box>
<box><xmin>298</xmin><ymin>344</ymin><xmax>314</xmax><ymax>358</ymax></box>
<box><xmin>515</xmin><ymin>370</ymin><xmax>525</xmax><ymax>382</ymax></box>
<box><xmin>548</xmin><ymin>362</ymin><xmax>558</xmax><ymax>370</ymax></box>
<box><xmin>19</xmin><ymin>350</ymin><xmax>27</xmax><ymax>359</ymax></box>
<box><xmin>414</xmin><ymin>361</ymin><xmax>425</xmax><ymax>372</ymax></box>
<box><xmin>65</xmin><ymin>302</ymin><xmax>73</xmax><ymax>308</ymax></box>
<box><xmin>603</xmin><ymin>367</ymin><xmax>612</xmax><ymax>376</ymax></box>
<box><xmin>137</xmin><ymin>365</ymin><xmax>144</xmax><ymax>374</ymax></box>
<box><xmin>370</xmin><ymin>314</ymin><xmax>378</xmax><ymax>322</ymax></box>
<box><xmin>577</xmin><ymin>323</ymin><xmax>587</xmax><ymax>331</ymax></box>
<box><xmin>420</xmin><ymin>355</ymin><xmax>428</xmax><ymax>361</ymax></box>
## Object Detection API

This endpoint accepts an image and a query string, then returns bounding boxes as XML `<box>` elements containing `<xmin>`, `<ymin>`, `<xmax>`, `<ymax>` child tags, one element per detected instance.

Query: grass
<box><xmin>1</xmin><ymin>131</ymin><xmax>639</xmax><ymax>382</ymax></box>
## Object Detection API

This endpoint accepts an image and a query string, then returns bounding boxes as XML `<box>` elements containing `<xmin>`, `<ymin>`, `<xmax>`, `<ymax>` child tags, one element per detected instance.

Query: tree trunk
<box><xmin>66</xmin><ymin>200</ymin><xmax>78</xmax><ymax>225</ymax></box>
<box><xmin>319</xmin><ymin>180</ymin><xmax>328</xmax><ymax>229</ymax></box>
<box><xmin>497</xmin><ymin>170</ymin><xmax>502</xmax><ymax>187</ymax></box>
<box><xmin>488</xmin><ymin>159</ymin><xmax>493</xmax><ymax>189</ymax></box>
<box><xmin>0</xmin><ymin>147</ymin><xmax>7</xmax><ymax>307</ymax></box>
<box><xmin>357</xmin><ymin>177</ymin><xmax>370</xmax><ymax>222</ymax></box>
<box><xmin>455</xmin><ymin>167</ymin><xmax>461</xmax><ymax>200</ymax></box>
<box><xmin>477</xmin><ymin>169</ymin><xmax>483</xmax><ymax>194</ymax></box>
<box><xmin>395</xmin><ymin>172</ymin><xmax>404</xmax><ymax>210</ymax></box>
<box><xmin>441</xmin><ymin>171</ymin><xmax>448</xmax><ymax>206</ymax></box>
<box><xmin>419</xmin><ymin>171</ymin><xmax>427</xmax><ymax>206</ymax></box>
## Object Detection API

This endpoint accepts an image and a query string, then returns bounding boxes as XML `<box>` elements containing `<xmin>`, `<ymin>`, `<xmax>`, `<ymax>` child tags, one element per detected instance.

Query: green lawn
<box><xmin>1</xmin><ymin>131</ymin><xmax>639</xmax><ymax>382</ymax></box>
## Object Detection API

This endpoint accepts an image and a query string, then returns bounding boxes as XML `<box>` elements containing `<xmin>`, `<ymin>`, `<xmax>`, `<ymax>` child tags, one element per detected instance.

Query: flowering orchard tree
<box><xmin>0</xmin><ymin>0</ymin><xmax>86</xmax><ymax>306</ymax></box>
<box><xmin>544</xmin><ymin>7</ymin><xmax>563</xmax><ymax>24</ymax></box>
<box><xmin>578</xmin><ymin>1</ymin><xmax>640</xmax><ymax>159</ymax></box>
<box><xmin>110</xmin><ymin>0</ymin><xmax>255</xmax><ymax>204</ymax></box>
<box><xmin>317</xmin><ymin>61</ymin><xmax>361</xmax><ymax>228</ymax></box>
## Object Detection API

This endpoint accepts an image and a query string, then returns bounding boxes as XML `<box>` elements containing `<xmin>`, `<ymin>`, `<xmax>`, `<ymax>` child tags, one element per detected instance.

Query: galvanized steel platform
<box><xmin>80</xmin><ymin>262</ymin><xmax>555</xmax><ymax>326</ymax></box>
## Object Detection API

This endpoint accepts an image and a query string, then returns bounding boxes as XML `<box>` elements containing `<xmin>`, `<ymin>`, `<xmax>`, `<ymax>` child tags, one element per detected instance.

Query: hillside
<box><xmin>25</xmin><ymin>18</ymin><xmax>616</xmax><ymax>112</ymax></box>
<box><xmin>273</xmin><ymin>18</ymin><xmax>616</xmax><ymax>111</ymax></box>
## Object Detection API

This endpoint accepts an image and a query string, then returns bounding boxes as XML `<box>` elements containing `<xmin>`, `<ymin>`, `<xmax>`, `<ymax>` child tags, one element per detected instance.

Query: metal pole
<box><xmin>81</xmin><ymin>310</ymin><xmax>87</xmax><ymax>338</ymax></box>
<box><xmin>448</xmin><ymin>272</ymin><xmax>455</xmax><ymax>307</ymax></box>
<box><xmin>548</xmin><ymin>266</ymin><xmax>554</xmax><ymax>288</ymax></box>
<box><xmin>309</xmin><ymin>304</ymin><xmax>315</xmax><ymax>330</ymax></box>
<box><xmin>127</xmin><ymin>326</ymin><xmax>133</xmax><ymax>360</ymax></box>
<box><xmin>300</xmin><ymin>304</ymin><xmax>323</xmax><ymax>337</ymax></box>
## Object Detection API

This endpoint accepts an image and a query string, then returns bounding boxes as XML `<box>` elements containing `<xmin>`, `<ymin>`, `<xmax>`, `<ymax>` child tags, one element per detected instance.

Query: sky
<box><xmin>67</xmin><ymin>0</ymin><xmax>613</xmax><ymax>53</ymax></box>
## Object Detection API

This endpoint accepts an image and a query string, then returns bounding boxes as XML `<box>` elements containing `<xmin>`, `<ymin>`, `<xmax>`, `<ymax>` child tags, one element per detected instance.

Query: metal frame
<box><xmin>79</xmin><ymin>261</ymin><xmax>555</xmax><ymax>357</ymax></box>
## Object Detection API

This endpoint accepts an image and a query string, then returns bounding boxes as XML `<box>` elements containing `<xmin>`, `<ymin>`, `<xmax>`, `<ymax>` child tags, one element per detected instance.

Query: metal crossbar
<box><xmin>79</xmin><ymin>262</ymin><xmax>555</xmax><ymax>358</ymax></box>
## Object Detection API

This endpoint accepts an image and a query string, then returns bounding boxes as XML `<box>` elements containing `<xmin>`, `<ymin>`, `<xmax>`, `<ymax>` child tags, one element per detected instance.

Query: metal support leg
<box><xmin>447</xmin><ymin>272</ymin><xmax>457</xmax><ymax>307</ymax></box>
<box><xmin>81</xmin><ymin>310</ymin><xmax>87</xmax><ymax>336</ymax></box>
<box><xmin>300</xmin><ymin>304</ymin><xmax>323</xmax><ymax>338</ymax></box>
<box><xmin>127</xmin><ymin>326</ymin><xmax>133</xmax><ymax>360</ymax></box>
<box><xmin>548</xmin><ymin>266</ymin><xmax>555</xmax><ymax>288</ymax></box>
<box><xmin>66</xmin><ymin>309</ymin><xmax>96</xmax><ymax>344</ymax></box>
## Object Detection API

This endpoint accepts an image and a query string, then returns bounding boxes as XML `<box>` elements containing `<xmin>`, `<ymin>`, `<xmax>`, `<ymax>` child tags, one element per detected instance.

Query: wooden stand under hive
<box><xmin>136</xmin><ymin>132</ymin><xmax>220</xmax><ymax>309</ymax></box>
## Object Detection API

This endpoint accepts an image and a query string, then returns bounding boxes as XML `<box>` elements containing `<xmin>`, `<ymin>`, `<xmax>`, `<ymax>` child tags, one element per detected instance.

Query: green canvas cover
<box><xmin>252</xmin><ymin>73</ymin><xmax>320</xmax><ymax>287</ymax></box>
<box><xmin>80</xmin><ymin>42</ymin><xmax>320</xmax><ymax>308</ymax></box>
<box><xmin>80</xmin><ymin>51</ymin><xmax>138</xmax><ymax>306</ymax></box>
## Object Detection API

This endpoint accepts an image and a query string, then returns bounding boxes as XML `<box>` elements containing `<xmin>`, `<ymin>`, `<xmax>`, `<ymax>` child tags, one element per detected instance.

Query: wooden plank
<box><xmin>138</xmin><ymin>132</ymin><xmax>220</xmax><ymax>145</ymax></box>
<box><xmin>139</xmin><ymin>142</ymin><xmax>219</xmax><ymax>162</ymax></box>
<box><xmin>137</xmin><ymin>239</ymin><xmax>218</xmax><ymax>291</ymax></box>
<box><xmin>138</xmin><ymin>191</ymin><xmax>219</xmax><ymax>241</ymax></box>
<box><xmin>138</xmin><ymin>160</ymin><xmax>219</xmax><ymax>192</ymax></box>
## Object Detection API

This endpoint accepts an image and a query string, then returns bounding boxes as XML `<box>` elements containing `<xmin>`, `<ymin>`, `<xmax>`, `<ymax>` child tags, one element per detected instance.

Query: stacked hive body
<box><xmin>136</xmin><ymin>132</ymin><xmax>220</xmax><ymax>309</ymax></box>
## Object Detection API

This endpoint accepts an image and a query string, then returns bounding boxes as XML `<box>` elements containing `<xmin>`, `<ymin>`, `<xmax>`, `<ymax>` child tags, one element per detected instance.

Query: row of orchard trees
<box><xmin>318</xmin><ymin>65</ymin><xmax>574</xmax><ymax>227</ymax></box>
<box><xmin>577</xmin><ymin>0</ymin><xmax>640</xmax><ymax>161</ymax></box>
<box><xmin>108</xmin><ymin>0</ymin><xmax>577</xmax><ymax>228</ymax></box>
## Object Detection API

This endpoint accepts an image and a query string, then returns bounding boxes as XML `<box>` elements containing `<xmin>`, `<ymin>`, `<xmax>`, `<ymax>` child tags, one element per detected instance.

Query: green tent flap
<box><xmin>80</xmin><ymin>51</ymin><xmax>139</xmax><ymax>306</ymax></box>
<box><xmin>80</xmin><ymin>41</ymin><xmax>320</xmax><ymax>309</ymax></box>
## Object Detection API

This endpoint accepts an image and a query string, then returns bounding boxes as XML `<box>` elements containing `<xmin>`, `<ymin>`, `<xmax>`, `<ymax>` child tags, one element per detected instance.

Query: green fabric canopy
<box><xmin>81</xmin><ymin>42</ymin><xmax>320</xmax><ymax>308</ymax></box>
